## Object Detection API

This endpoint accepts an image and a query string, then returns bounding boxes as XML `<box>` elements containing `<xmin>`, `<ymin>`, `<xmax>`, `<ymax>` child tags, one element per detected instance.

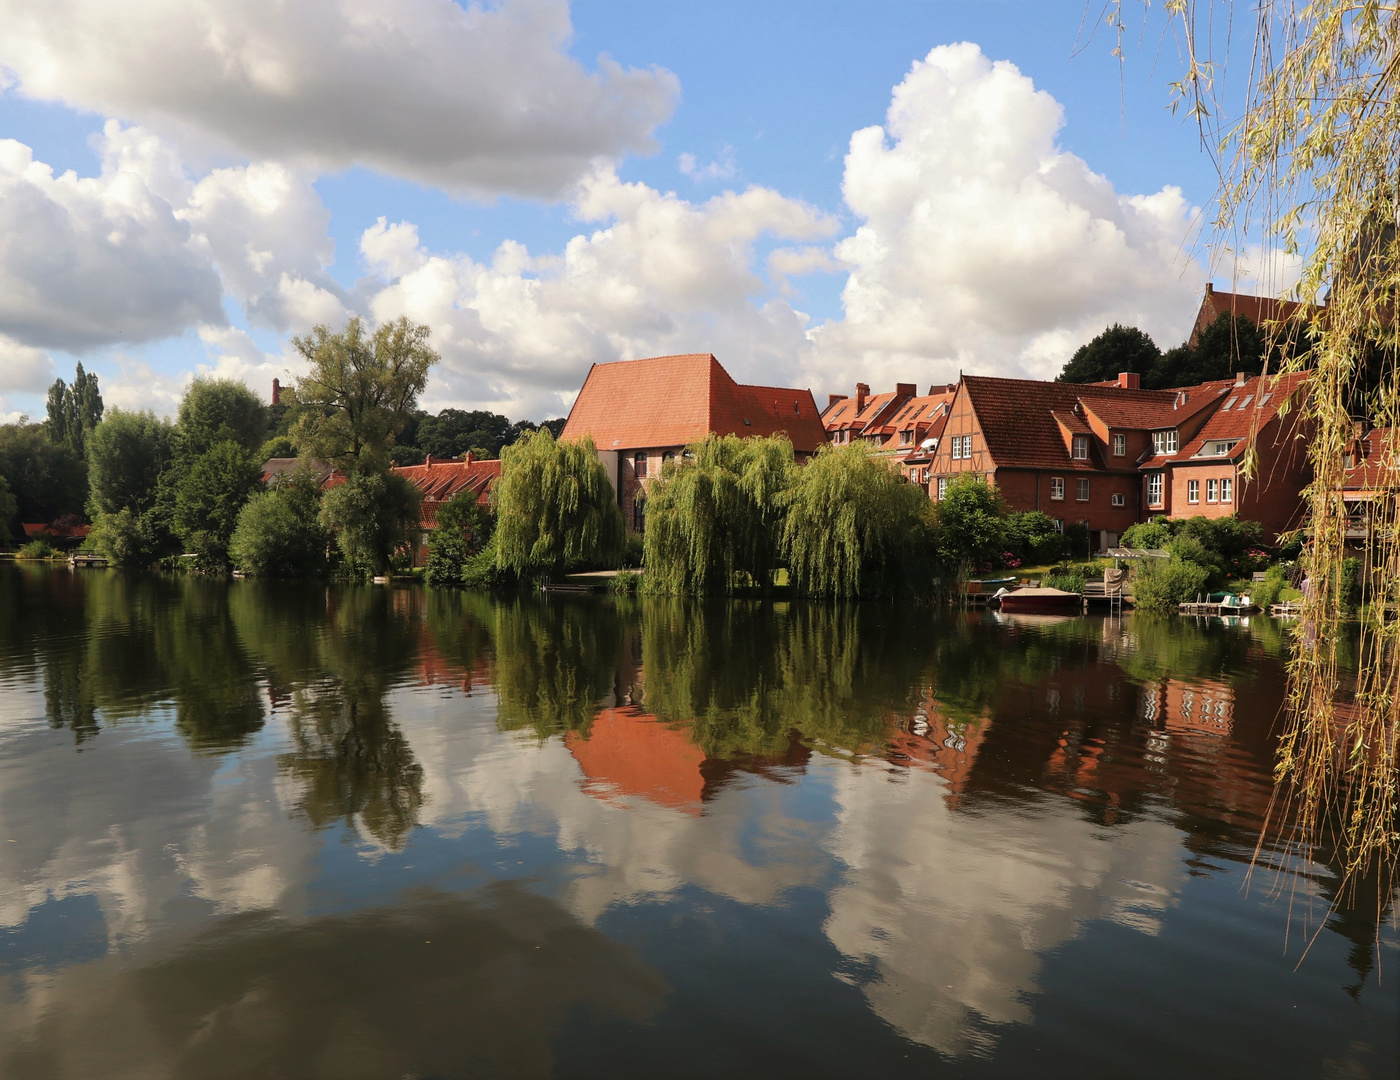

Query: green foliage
<box><xmin>1167</xmin><ymin>534</ymin><xmax>1224</xmax><ymax>588</ymax></box>
<box><xmin>934</xmin><ymin>474</ymin><xmax>1005</xmax><ymax>573</ymax></box>
<box><xmin>230</xmin><ymin>472</ymin><xmax>329</xmax><ymax>577</ymax></box>
<box><xmin>0</xmin><ymin>422</ymin><xmax>87</xmax><ymax>526</ymax></box>
<box><xmin>173</xmin><ymin>440</ymin><xmax>264</xmax><ymax>571</ymax></box>
<box><xmin>1132</xmin><ymin>560</ymin><xmax>1213</xmax><ymax>612</ymax></box>
<box><xmin>290</xmin><ymin>316</ymin><xmax>437</xmax><ymax>476</ymax></box>
<box><xmin>90</xmin><ymin>507</ymin><xmax>160</xmax><ymax>567</ymax></box>
<box><xmin>423</xmin><ymin>490</ymin><xmax>493</xmax><ymax>587</ymax></box>
<box><xmin>1149</xmin><ymin>313</ymin><xmax>1267</xmax><ymax>389</ymax></box>
<box><xmin>44</xmin><ymin>362</ymin><xmax>103</xmax><ymax>458</ymax></box>
<box><xmin>177</xmin><ymin>378</ymin><xmax>267</xmax><ymax>458</ymax></box>
<box><xmin>17</xmin><ymin>539</ymin><xmax>57</xmax><ymax>560</ymax></box>
<box><xmin>1120</xmin><ymin>518</ymin><xmax>1176</xmax><ymax>549</ymax></box>
<box><xmin>1003</xmin><ymin>510</ymin><xmax>1065</xmax><ymax>565</ymax></box>
<box><xmin>493</xmin><ymin>429</ymin><xmax>623</xmax><ymax>578</ymax></box>
<box><xmin>609</xmin><ymin>570</ymin><xmax>642</xmax><ymax>594</ymax></box>
<box><xmin>1339</xmin><ymin>556</ymin><xmax>1363</xmax><ymax>612</ymax></box>
<box><xmin>87</xmin><ymin>409</ymin><xmax>175</xmax><ymax>517</ymax></box>
<box><xmin>461</xmin><ymin>533</ymin><xmax>513</xmax><ymax>589</ymax></box>
<box><xmin>1043</xmin><ymin>571</ymin><xmax>1086</xmax><ymax>593</ymax></box>
<box><xmin>1062</xmin><ymin>521</ymin><xmax>1092</xmax><ymax>560</ymax></box>
<box><xmin>320</xmin><ymin>472</ymin><xmax>422</xmax><ymax>579</ymax></box>
<box><xmin>643</xmin><ymin>434</ymin><xmax>792</xmax><ymax>595</ymax></box>
<box><xmin>783</xmin><ymin>444</ymin><xmax>935</xmax><ymax>598</ymax></box>
<box><xmin>621</xmin><ymin>531</ymin><xmax>644</xmax><ymax>569</ymax></box>
<box><xmin>0</xmin><ymin>474</ymin><xmax>16</xmax><ymax>544</ymax></box>
<box><xmin>1058</xmin><ymin>324</ymin><xmax>1161</xmax><ymax>383</ymax></box>
<box><xmin>258</xmin><ymin>435</ymin><xmax>297</xmax><ymax>462</ymax></box>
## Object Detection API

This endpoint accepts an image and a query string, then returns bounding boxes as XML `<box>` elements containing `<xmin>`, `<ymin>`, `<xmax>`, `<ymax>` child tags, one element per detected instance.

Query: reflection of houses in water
<box><xmin>1140</xmin><ymin>678</ymin><xmax>1235</xmax><ymax>736</ymax></box>
<box><xmin>885</xmin><ymin>692</ymin><xmax>991</xmax><ymax>807</ymax></box>
<box><xmin>416</xmin><ymin>632</ymin><xmax>494</xmax><ymax>694</ymax></box>
<box><xmin>565</xmin><ymin>707</ymin><xmax>812</xmax><ymax>816</ymax></box>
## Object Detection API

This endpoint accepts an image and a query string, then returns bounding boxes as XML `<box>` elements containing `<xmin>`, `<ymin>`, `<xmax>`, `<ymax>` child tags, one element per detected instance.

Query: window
<box><xmin>662</xmin><ymin>450</ymin><xmax>675</xmax><ymax>465</ymax></box>
<box><xmin>1053</xmin><ymin>518</ymin><xmax>1064</xmax><ymax>534</ymax></box>
<box><xmin>1147</xmin><ymin>472</ymin><xmax>1164</xmax><ymax>507</ymax></box>
<box><xmin>632</xmin><ymin>496</ymin><xmax>646</xmax><ymax>533</ymax></box>
<box><xmin>900</xmin><ymin>430</ymin><xmax>914</xmax><ymax>446</ymax></box>
<box><xmin>1076</xmin><ymin>478</ymin><xmax>1090</xmax><ymax>501</ymax></box>
<box><xmin>1188</xmin><ymin>479</ymin><xmax>1200</xmax><ymax>503</ymax></box>
<box><xmin>1239</xmin><ymin>395</ymin><xmax>1253</xmax><ymax>409</ymax></box>
<box><xmin>1206</xmin><ymin>478</ymin><xmax>1219</xmax><ymax>502</ymax></box>
<box><xmin>633</xmin><ymin>452</ymin><xmax>647</xmax><ymax>479</ymax></box>
<box><xmin>1112</xmin><ymin>433</ymin><xmax>1126</xmax><ymax>456</ymax></box>
<box><xmin>1072</xmin><ymin>434</ymin><xmax>1089</xmax><ymax>460</ymax></box>
<box><xmin>920</xmin><ymin>467</ymin><xmax>930</xmax><ymax>484</ymax></box>
<box><xmin>1050</xmin><ymin>476</ymin><xmax>1065</xmax><ymax>500</ymax></box>
<box><xmin>936</xmin><ymin>477</ymin><xmax>948</xmax><ymax>500</ymax></box>
<box><xmin>1257</xmin><ymin>393</ymin><xmax>1271</xmax><ymax>407</ymax></box>
<box><xmin>1222</xmin><ymin>396</ymin><xmax>1237</xmax><ymax>410</ymax></box>
<box><xmin>949</xmin><ymin>434</ymin><xmax>973</xmax><ymax>459</ymax></box>
<box><xmin>1221</xmin><ymin>477</ymin><xmax>1233</xmax><ymax>503</ymax></box>
<box><xmin>1152</xmin><ymin>430</ymin><xmax>1180</xmax><ymax>455</ymax></box>
<box><xmin>1111</xmin><ymin>492</ymin><xmax>1125</xmax><ymax>507</ymax></box>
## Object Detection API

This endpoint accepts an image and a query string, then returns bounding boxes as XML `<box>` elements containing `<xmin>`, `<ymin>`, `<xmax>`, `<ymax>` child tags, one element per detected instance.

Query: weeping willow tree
<box><xmin>642</xmin><ymin>434</ymin><xmax>792</xmax><ymax>594</ymax></box>
<box><xmin>493</xmin><ymin>429</ymin><xmax>624</xmax><ymax>578</ymax></box>
<box><xmin>1113</xmin><ymin>0</ymin><xmax>1399</xmax><ymax>898</ymax></box>
<box><xmin>782</xmin><ymin>444</ymin><xmax>937</xmax><ymax>599</ymax></box>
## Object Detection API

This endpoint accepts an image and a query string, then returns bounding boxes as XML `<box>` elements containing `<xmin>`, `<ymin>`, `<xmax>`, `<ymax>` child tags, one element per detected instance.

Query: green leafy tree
<box><xmin>230</xmin><ymin>471</ymin><xmax>329</xmax><ymax>577</ymax></box>
<box><xmin>86</xmin><ymin>410</ymin><xmax>177</xmax><ymax>566</ymax></box>
<box><xmin>643</xmin><ymin>434</ymin><xmax>792</xmax><ymax>594</ymax></box>
<box><xmin>934</xmin><ymin>474</ymin><xmax>1006</xmax><ymax>574</ymax></box>
<box><xmin>290</xmin><ymin>317</ymin><xmax>438</xmax><ymax>475</ymax></box>
<box><xmin>1057</xmin><ymin>324</ymin><xmax>1161</xmax><ymax>383</ymax></box>
<box><xmin>423</xmin><ymin>490</ymin><xmax>493</xmax><ymax>587</ymax></box>
<box><xmin>319</xmin><ymin>472</ymin><xmax>421</xmax><ymax>578</ymax></box>
<box><xmin>0</xmin><ymin>475</ymin><xmax>18</xmax><ymax>545</ymax></box>
<box><xmin>1003</xmin><ymin>510</ymin><xmax>1065</xmax><ymax>565</ymax></box>
<box><xmin>783</xmin><ymin>444</ymin><xmax>936</xmax><ymax>598</ymax></box>
<box><xmin>259</xmin><ymin>435</ymin><xmax>297</xmax><ymax>461</ymax></box>
<box><xmin>1146</xmin><ymin>313</ymin><xmax>1268</xmax><ymax>388</ymax></box>
<box><xmin>174</xmin><ymin>440</ymin><xmax>264</xmax><ymax>570</ymax></box>
<box><xmin>44</xmin><ymin>362</ymin><xmax>104</xmax><ymax>458</ymax></box>
<box><xmin>1132</xmin><ymin>560</ymin><xmax>1213</xmax><ymax>613</ymax></box>
<box><xmin>1120</xmin><ymin>518</ymin><xmax>1177</xmax><ymax>549</ymax></box>
<box><xmin>177</xmin><ymin>378</ymin><xmax>267</xmax><ymax>458</ymax></box>
<box><xmin>493</xmin><ymin>429</ymin><xmax>623</xmax><ymax>578</ymax></box>
<box><xmin>0</xmin><ymin>423</ymin><xmax>88</xmax><ymax>528</ymax></box>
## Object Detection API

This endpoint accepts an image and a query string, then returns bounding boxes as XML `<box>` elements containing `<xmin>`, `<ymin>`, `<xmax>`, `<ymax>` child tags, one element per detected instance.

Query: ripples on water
<box><xmin>0</xmin><ymin>564</ymin><xmax>1395</xmax><ymax>1078</ymax></box>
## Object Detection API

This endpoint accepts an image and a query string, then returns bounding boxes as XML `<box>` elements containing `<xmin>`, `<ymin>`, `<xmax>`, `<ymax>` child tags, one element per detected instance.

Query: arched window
<box><xmin>661</xmin><ymin>450</ymin><xmax>676</xmax><ymax>465</ymax></box>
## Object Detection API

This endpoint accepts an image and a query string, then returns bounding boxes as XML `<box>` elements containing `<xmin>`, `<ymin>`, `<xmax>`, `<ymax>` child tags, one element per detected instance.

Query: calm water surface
<box><xmin>0</xmin><ymin>564</ymin><xmax>1395</xmax><ymax>1078</ymax></box>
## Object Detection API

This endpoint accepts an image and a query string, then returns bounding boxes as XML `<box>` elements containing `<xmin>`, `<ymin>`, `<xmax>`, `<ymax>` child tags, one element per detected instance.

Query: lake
<box><xmin>0</xmin><ymin>564</ymin><xmax>1395</xmax><ymax>1078</ymax></box>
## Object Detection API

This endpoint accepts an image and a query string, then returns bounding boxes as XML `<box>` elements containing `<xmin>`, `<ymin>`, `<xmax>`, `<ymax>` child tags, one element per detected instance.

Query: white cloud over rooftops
<box><xmin>0</xmin><ymin>0</ymin><xmax>679</xmax><ymax>200</ymax></box>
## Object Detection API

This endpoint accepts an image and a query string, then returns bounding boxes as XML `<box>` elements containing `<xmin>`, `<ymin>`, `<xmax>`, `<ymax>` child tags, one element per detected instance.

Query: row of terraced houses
<box><xmin>555</xmin><ymin>285</ymin><xmax>1397</xmax><ymax>548</ymax></box>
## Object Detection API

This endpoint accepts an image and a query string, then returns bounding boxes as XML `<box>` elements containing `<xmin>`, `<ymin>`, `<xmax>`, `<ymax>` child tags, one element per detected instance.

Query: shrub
<box><xmin>424</xmin><ymin>490</ymin><xmax>492</xmax><ymax>587</ymax></box>
<box><xmin>1004</xmin><ymin>510</ymin><xmax>1065</xmax><ymax>565</ymax></box>
<box><xmin>1167</xmin><ymin>535</ymin><xmax>1225</xmax><ymax>588</ymax></box>
<box><xmin>91</xmin><ymin>507</ymin><xmax>160</xmax><ymax>567</ymax></box>
<box><xmin>1250</xmin><ymin>565</ymin><xmax>1288</xmax><ymax>611</ymax></box>
<box><xmin>461</xmin><ymin>534</ymin><xmax>514</xmax><ymax>589</ymax></box>
<box><xmin>230</xmin><ymin>472</ymin><xmax>329</xmax><ymax>577</ymax></box>
<box><xmin>1062</xmin><ymin>521</ymin><xmax>1092</xmax><ymax>560</ymax></box>
<box><xmin>1043</xmin><ymin>571</ymin><xmax>1086</xmax><ymax>593</ymax></box>
<box><xmin>621</xmin><ymin>531</ymin><xmax>644</xmax><ymax>569</ymax></box>
<box><xmin>933</xmin><ymin>475</ymin><xmax>1005</xmax><ymax>575</ymax></box>
<box><xmin>1132</xmin><ymin>560</ymin><xmax>1212</xmax><ymax>612</ymax></box>
<box><xmin>609</xmin><ymin>570</ymin><xmax>642</xmax><ymax>595</ymax></box>
<box><xmin>1120</xmin><ymin>518</ymin><xmax>1176</xmax><ymax>550</ymax></box>
<box><xmin>320</xmin><ymin>472</ymin><xmax>421</xmax><ymax>579</ymax></box>
<box><xmin>1340</xmin><ymin>556</ymin><xmax>1363</xmax><ymax>611</ymax></box>
<box><xmin>16</xmin><ymin>539</ymin><xmax>57</xmax><ymax>560</ymax></box>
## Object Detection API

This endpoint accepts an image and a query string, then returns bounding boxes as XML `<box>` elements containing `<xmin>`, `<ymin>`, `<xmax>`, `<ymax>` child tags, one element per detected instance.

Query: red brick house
<box><xmin>1188</xmin><ymin>282</ymin><xmax>1318</xmax><ymax>346</ymax></box>
<box><xmin>1139</xmin><ymin>371</ymin><xmax>1312</xmax><ymax>541</ymax></box>
<box><xmin>560</xmin><ymin>353</ymin><xmax>827</xmax><ymax>532</ymax></box>
<box><xmin>925</xmin><ymin>374</ymin><xmax>1234</xmax><ymax>551</ymax></box>
<box><xmin>1341</xmin><ymin>425</ymin><xmax>1394</xmax><ymax>544</ymax></box>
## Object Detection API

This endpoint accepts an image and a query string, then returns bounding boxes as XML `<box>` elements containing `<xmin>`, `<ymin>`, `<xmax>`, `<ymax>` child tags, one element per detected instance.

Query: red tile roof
<box><xmin>1078</xmin><ymin>380</ymin><xmax>1233</xmax><ymax>431</ymax></box>
<box><xmin>880</xmin><ymin>392</ymin><xmax>955</xmax><ymax>453</ymax></box>
<box><xmin>1343</xmin><ymin>426</ymin><xmax>1397</xmax><ymax>492</ymax></box>
<box><xmin>1189</xmin><ymin>285</ymin><xmax>1321</xmax><ymax>345</ymax></box>
<box><xmin>561</xmin><ymin>353</ymin><xmax>827</xmax><ymax>453</ymax></box>
<box><xmin>1171</xmin><ymin>371</ymin><xmax>1311</xmax><ymax>463</ymax></box>
<box><xmin>392</xmin><ymin>457</ymin><xmax>501</xmax><ymax>527</ymax></box>
<box><xmin>961</xmin><ymin>376</ymin><xmax>1198</xmax><ymax>472</ymax></box>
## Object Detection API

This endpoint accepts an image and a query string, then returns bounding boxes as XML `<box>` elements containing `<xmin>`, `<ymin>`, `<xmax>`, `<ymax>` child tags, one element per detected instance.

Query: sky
<box><xmin>0</xmin><ymin>0</ymin><xmax>1263</xmax><ymax>424</ymax></box>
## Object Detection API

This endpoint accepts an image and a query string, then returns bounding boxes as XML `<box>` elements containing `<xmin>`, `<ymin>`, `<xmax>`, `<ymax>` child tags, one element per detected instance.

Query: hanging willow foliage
<box><xmin>642</xmin><ymin>434</ymin><xmax>792</xmax><ymax>594</ymax></box>
<box><xmin>493</xmin><ymin>429</ymin><xmax>623</xmax><ymax>577</ymax></box>
<box><xmin>1111</xmin><ymin>0</ymin><xmax>1399</xmax><ymax>897</ymax></box>
<box><xmin>782</xmin><ymin>444</ymin><xmax>937</xmax><ymax>599</ymax></box>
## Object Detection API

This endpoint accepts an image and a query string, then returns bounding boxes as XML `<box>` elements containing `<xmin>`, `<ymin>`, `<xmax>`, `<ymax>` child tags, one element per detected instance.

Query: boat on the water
<box><xmin>991</xmin><ymin>586</ymin><xmax>1083</xmax><ymax>614</ymax></box>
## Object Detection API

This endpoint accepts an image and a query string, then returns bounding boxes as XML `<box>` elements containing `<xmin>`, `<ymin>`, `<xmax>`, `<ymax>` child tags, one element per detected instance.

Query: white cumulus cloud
<box><xmin>806</xmin><ymin>42</ymin><xmax>1206</xmax><ymax>389</ymax></box>
<box><xmin>0</xmin><ymin>0</ymin><xmax>679</xmax><ymax>199</ymax></box>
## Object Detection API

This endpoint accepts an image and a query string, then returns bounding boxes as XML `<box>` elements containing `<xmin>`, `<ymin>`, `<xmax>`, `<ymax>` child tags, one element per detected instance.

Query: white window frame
<box><xmin>1221</xmin><ymin>477</ymin><xmax>1233</xmax><ymax>503</ymax></box>
<box><xmin>1207</xmin><ymin>478</ymin><xmax>1219</xmax><ymax>503</ymax></box>
<box><xmin>936</xmin><ymin>476</ymin><xmax>948</xmax><ymax>500</ymax></box>
<box><xmin>1147</xmin><ymin>472</ymin><xmax>1163</xmax><ymax>507</ymax></box>
<box><xmin>1112</xmin><ymin>433</ymin><xmax>1126</xmax><ymax>457</ymax></box>
<box><xmin>1050</xmin><ymin>476</ymin><xmax>1065</xmax><ymax>501</ymax></box>
<box><xmin>1188</xmin><ymin>479</ymin><xmax>1199</xmax><ymax>504</ymax></box>
<box><xmin>1053</xmin><ymin>518</ymin><xmax>1064</xmax><ymax>534</ymax></box>
<box><xmin>1111</xmin><ymin>492</ymin><xmax>1125</xmax><ymax>507</ymax></box>
<box><xmin>1076</xmin><ymin>478</ymin><xmax>1090</xmax><ymax>501</ymax></box>
<box><xmin>1153</xmin><ymin>430</ymin><xmax>1180</xmax><ymax>455</ymax></box>
<box><xmin>1072</xmin><ymin>435</ymin><xmax>1089</xmax><ymax>460</ymax></box>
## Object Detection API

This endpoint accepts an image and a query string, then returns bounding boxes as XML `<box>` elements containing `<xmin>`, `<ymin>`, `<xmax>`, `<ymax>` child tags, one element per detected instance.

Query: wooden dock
<box><xmin>68</xmin><ymin>554</ymin><xmax>108</xmax><ymax>568</ymax></box>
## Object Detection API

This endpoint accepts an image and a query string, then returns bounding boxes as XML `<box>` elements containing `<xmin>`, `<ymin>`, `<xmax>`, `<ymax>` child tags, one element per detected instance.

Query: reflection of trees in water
<box><xmin>231</xmin><ymin>584</ymin><xmax>427</xmax><ymax>852</ymax></box>
<box><xmin>0</xmin><ymin>884</ymin><xmax>666</xmax><ymax>1080</ymax></box>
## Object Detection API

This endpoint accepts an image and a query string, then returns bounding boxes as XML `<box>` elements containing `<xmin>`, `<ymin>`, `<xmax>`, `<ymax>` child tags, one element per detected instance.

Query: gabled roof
<box><xmin>960</xmin><ymin>376</ymin><xmax>1194</xmax><ymax>472</ymax></box>
<box><xmin>392</xmin><ymin>457</ymin><xmax>501</xmax><ymax>527</ymax></box>
<box><xmin>561</xmin><ymin>353</ymin><xmax>827</xmax><ymax>452</ymax></box>
<box><xmin>1165</xmin><ymin>371</ymin><xmax>1311</xmax><ymax>465</ymax></box>
<box><xmin>1343</xmin><ymin>426</ymin><xmax>1397</xmax><ymax>493</ymax></box>
<box><xmin>1189</xmin><ymin>284</ymin><xmax>1321</xmax><ymax>345</ymax></box>
<box><xmin>824</xmin><ymin>390</ymin><xmax>905</xmax><ymax>435</ymax></box>
<box><xmin>1078</xmin><ymin>380</ymin><xmax>1233</xmax><ymax>431</ymax></box>
<box><xmin>880</xmin><ymin>392</ymin><xmax>956</xmax><ymax>452</ymax></box>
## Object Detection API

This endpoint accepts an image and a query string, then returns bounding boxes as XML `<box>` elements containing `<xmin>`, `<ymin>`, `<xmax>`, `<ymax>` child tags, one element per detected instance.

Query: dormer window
<box><xmin>1239</xmin><ymin>395</ymin><xmax>1254</xmax><ymax>409</ymax></box>
<box><xmin>900</xmin><ymin>430</ymin><xmax>914</xmax><ymax>446</ymax></box>
<box><xmin>1152</xmin><ymin>430</ymin><xmax>1179</xmax><ymax>455</ymax></box>
<box><xmin>1072</xmin><ymin>435</ymin><xmax>1089</xmax><ymax>460</ymax></box>
<box><xmin>1222</xmin><ymin>397</ymin><xmax>1238</xmax><ymax>410</ymax></box>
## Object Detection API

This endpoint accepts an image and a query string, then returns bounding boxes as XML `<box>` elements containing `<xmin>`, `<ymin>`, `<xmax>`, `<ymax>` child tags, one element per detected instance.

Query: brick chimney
<box><xmin>828</xmin><ymin>393</ymin><xmax>848</xmax><ymax>409</ymax></box>
<box><xmin>463</xmin><ymin>449</ymin><xmax>474</xmax><ymax>464</ymax></box>
<box><xmin>1235</xmin><ymin>371</ymin><xmax>1248</xmax><ymax>387</ymax></box>
<box><xmin>895</xmin><ymin>382</ymin><xmax>916</xmax><ymax>398</ymax></box>
<box><xmin>425</xmin><ymin>454</ymin><xmax>435</xmax><ymax>466</ymax></box>
<box><xmin>1117</xmin><ymin>372</ymin><xmax>1140</xmax><ymax>389</ymax></box>
<box><xmin>1205</xmin><ymin>281</ymin><xmax>1214</xmax><ymax>295</ymax></box>
<box><xmin>855</xmin><ymin>383</ymin><xmax>870</xmax><ymax>411</ymax></box>
<box><xmin>271</xmin><ymin>378</ymin><xmax>281</xmax><ymax>405</ymax></box>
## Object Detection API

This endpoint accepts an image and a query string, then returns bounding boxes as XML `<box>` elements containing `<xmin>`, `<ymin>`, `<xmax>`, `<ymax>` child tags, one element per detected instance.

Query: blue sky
<box><xmin>0</xmin><ymin>1</ymin><xmax>1241</xmax><ymax>423</ymax></box>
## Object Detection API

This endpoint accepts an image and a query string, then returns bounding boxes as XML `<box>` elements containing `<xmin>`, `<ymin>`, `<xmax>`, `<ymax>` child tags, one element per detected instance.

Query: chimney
<box><xmin>463</xmin><ymin>449</ymin><xmax>474</xmax><ymax>464</ymax></box>
<box><xmin>855</xmin><ymin>383</ymin><xmax>870</xmax><ymax>411</ymax></box>
<box><xmin>1205</xmin><ymin>281</ymin><xmax>1214</xmax><ymax>295</ymax></box>
<box><xmin>947</xmin><ymin>383</ymin><xmax>957</xmax><ymax>394</ymax></box>
<box><xmin>1235</xmin><ymin>371</ymin><xmax>1248</xmax><ymax>387</ymax></box>
<box><xmin>828</xmin><ymin>393</ymin><xmax>848</xmax><ymax>409</ymax></box>
<box><xmin>425</xmin><ymin>454</ymin><xmax>435</xmax><ymax>466</ymax></box>
<box><xmin>271</xmin><ymin>378</ymin><xmax>281</xmax><ymax>405</ymax></box>
<box><xmin>895</xmin><ymin>382</ymin><xmax>916</xmax><ymax>398</ymax></box>
<box><xmin>1117</xmin><ymin>372</ymin><xmax>1140</xmax><ymax>389</ymax></box>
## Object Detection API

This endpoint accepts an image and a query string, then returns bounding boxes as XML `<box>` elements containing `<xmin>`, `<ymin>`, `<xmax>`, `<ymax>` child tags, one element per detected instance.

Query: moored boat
<box><xmin>992</xmin><ymin>586</ymin><xmax>1083</xmax><ymax>613</ymax></box>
